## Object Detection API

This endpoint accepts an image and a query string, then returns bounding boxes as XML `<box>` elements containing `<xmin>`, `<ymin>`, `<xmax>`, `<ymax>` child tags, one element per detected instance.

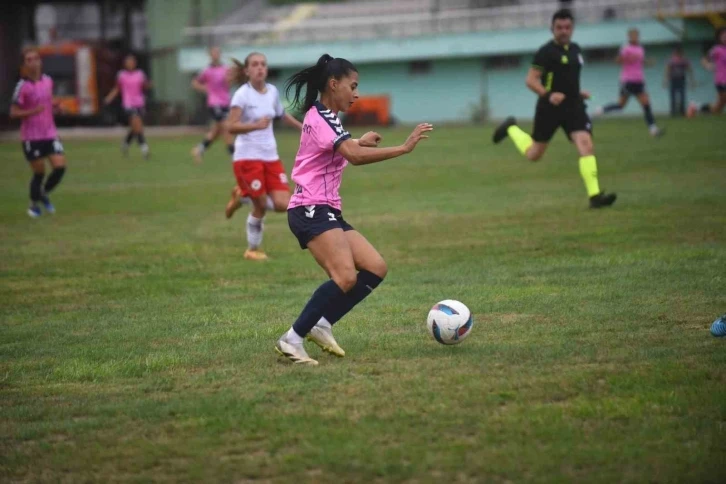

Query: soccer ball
<box><xmin>427</xmin><ymin>300</ymin><xmax>473</xmax><ymax>345</ymax></box>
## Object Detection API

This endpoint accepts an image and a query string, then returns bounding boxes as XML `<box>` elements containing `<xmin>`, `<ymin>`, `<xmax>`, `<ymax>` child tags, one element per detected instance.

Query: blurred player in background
<box><xmin>10</xmin><ymin>47</ymin><xmax>67</xmax><ymax>218</ymax></box>
<box><xmin>190</xmin><ymin>46</ymin><xmax>234</xmax><ymax>164</ymax></box>
<box><xmin>663</xmin><ymin>45</ymin><xmax>694</xmax><ymax>117</ymax></box>
<box><xmin>225</xmin><ymin>52</ymin><xmax>303</xmax><ymax>261</ymax></box>
<box><xmin>276</xmin><ymin>54</ymin><xmax>433</xmax><ymax>365</ymax></box>
<box><xmin>104</xmin><ymin>54</ymin><xmax>152</xmax><ymax>159</ymax></box>
<box><xmin>595</xmin><ymin>28</ymin><xmax>664</xmax><ymax>136</ymax></box>
<box><xmin>688</xmin><ymin>27</ymin><xmax>726</xmax><ymax>117</ymax></box>
<box><xmin>493</xmin><ymin>9</ymin><xmax>617</xmax><ymax>209</ymax></box>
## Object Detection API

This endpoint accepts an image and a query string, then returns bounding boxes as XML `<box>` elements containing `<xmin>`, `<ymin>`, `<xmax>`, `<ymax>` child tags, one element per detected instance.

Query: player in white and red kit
<box><xmin>689</xmin><ymin>27</ymin><xmax>726</xmax><ymax>117</ymax></box>
<box><xmin>275</xmin><ymin>54</ymin><xmax>433</xmax><ymax>365</ymax></box>
<box><xmin>225</xmin><ymin>52</ymin><xmax>303</xmax><ymax>261</ymax></box>
<box><xmin>190</xmin><ymin>46</ymin><xmax>235</xmax><ymax>164</ymax></box>
<box><xmin>10</xmin><ymin>47</ymin><xmax>67</xmax><ymax>218</ymax></box>
<box><xmin>595</xmin><ymin>28</ymin><xmax>663</xmax><ymax>136</ymax></box>
<box><xmin>104</xmin><ymin>54</ymin><xmax>152</xmax><ymax>158</ymax></box>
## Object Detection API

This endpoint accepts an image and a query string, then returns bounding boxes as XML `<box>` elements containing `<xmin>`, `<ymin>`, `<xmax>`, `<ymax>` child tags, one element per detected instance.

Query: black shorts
<box><xmin>288</xmin><ymin>204</ymin><xmax>355</xmax><ymax>250</ymax></box>
<box><xmin>716</xmin><ymin>84</ymin><xmax>726</xmax><ymax>93</ymax></box>
<box><xmin>620</xmin><ymin>82</ymin><xmax>645</xmax><ymax>97</ymax></box>
<box><xmin>124</xmin><ymin>107</ymin><xmax>145</xmax><ymax>119</ymax></box>
<box><xmin>532</xmin><ymin>100</ymin><xmax>592</xmax><ymax>143</ymax></box>
<box><xmin>22</xmin><ymin>138</ymin><xmax>64</xmax><ymax>162</ymax></box>
<box><xmin>209</xmin><ymin>106</ymin><xmax>230</xmax><ymax>122</ymax></box>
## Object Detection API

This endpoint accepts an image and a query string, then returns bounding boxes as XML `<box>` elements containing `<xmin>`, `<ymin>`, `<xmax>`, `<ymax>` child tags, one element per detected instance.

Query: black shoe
<box><xmin>493</xmin><ymin>116</ymin><xmax>517</xmax><ymax>144</ymax></box>
<box><xmin>589</xmin><ymin>192</ymin><xmax>617</xmax><ymax>209</ymax></box>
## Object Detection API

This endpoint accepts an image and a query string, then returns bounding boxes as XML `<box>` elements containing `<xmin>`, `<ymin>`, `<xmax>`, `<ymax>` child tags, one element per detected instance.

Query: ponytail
<box><xmin>285</xmin><ymin>53</ymin><xmax>357</xmax><ymax>114</ymax></box>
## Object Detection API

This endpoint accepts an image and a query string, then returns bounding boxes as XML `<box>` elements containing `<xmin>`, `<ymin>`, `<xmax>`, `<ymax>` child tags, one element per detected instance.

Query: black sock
<box><xmin>202</xmin><ymin>138</ymin><xmax>212</xmax><ymax>149</ymax></box>
<box><xmin>324</xmin><ymin>270</ymin><xmax>384</xmax><ymax>325</ymax></box>
<box><xmin>30</xmin><ymin>173</ymin><xmax>44</xmax><ymax>202</ymax></box>
<box><xmin>700</xmin><ymin>103</ymin><xmax>712</xmax><ymax>114</ymax></box>
<box><xmin>137</xmin><ymin>132</ymin><xmax>146</xmax><ymax>145</ymax></box>
<box><xmin>227</xmin><ymin>144</ymin><xmax>234</xmax><ymax>155</ymax></box>
<box><xmin>125</xmin><ymin>131</ymin><xmax>134</xmax><ymax>144</ymax></box>
<box><xmin>291</xmin><ymin>280</ymin><xmax>346</xmax><ymax>337</ymax></box>
<box><xmin>44</xmin><ymin>167</ymin><xmax>66</xmax><ymax>194</ymax></box>
<box><xmin>603</xmin><ymin>103</ymin><xmax>622</xmax><ymax>113</ymax></box>
<box><xmin>643</xmin><ymin>104</ymin><xmax>655</xmax><ymax>127</ymax></box>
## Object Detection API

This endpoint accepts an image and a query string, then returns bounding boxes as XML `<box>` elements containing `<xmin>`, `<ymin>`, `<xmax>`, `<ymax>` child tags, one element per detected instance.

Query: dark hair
<box><xmin>230</xmin><ymin>52</ymin><xmax>265</xmax><ymax>85</ymax></box>
<box><xmin>285</xmin><ymin>54</ymin><xmax>358</xmax><ymax>113</ymax></box>
<box><xmin>20</xmin><ymin>46</ymin><xmax>39</xmax><ymax>79</ymax></box>
<box><xmin>551</xmin><ymin>8</ymin><xmax>574</xmax><ymax>25</ymax></box>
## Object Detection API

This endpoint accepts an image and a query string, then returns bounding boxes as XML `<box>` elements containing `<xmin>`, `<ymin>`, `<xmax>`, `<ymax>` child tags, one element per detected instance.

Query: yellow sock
<box><xmin>506</xmin><ymin>125</ymin><xmax>533</xmax><ymax>156</ymax></box>
<box><xmin>578</xmin><ymin>155</ymin><xmax>600</xmax><ymax>197</ymax></box>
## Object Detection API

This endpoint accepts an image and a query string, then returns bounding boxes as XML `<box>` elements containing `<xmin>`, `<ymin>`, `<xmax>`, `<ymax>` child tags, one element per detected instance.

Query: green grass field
<box><xmin>1</xmin><ymin>117</ymin><xmax>725</xmax><ymax>483</ymax></box>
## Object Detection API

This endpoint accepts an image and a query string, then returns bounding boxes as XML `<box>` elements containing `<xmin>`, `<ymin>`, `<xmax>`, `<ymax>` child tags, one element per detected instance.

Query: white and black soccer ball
<box><xmin>427</xmin><ymin>300</ymin><xmax>473</xmax><ymax>345</ymax></box>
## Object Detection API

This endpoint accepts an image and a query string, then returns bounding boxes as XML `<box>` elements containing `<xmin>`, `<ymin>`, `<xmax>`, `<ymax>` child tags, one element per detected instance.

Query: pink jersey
<box><xmin>288</xmin><ymin>102</ymin><xmax>352</xmax><ymax>211</ymax></box>
<box><xmin>620</xmin><ymin>44</ymin><xmax>645</xmax><ymax>83</ymax></box>
<box><xmin>117</xmin><ymin>69</ymin><xmax>146</xmax><ymax>109</ymax></box>
<box><xmin>197</xmin><ymin>64</ymin><xmax>230</xmax><ymax>107</ymax></box>
<box><xmin>12</xmin><ymin>75</ymin><xmax>58</xmax><ymax>141</ymax></box>
<box><xmin>710</xmin><ymin>44</ymin><xmax>726</xmax><ymax>85</ymax></box>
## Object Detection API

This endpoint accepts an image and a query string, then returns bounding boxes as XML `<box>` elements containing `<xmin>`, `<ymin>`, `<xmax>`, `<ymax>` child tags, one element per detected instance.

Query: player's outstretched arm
<box><xmin>104</xmin><ymin>87</ymin><xmax>119</xmax><ymax>105</ymax></box>
<box><xmin>338</xmin><ymin>123</ymin><xmax>432</xmax><ymax>166</ymax></box>
<box><xmin>191</xmin><ymin>78</ymin><xmax>207</xmax><ymax>94</ymax></box>
<box><xmin>282</xmin><ymin>112</ymin><xmax>303</xmax><ymax>131</ymax></box>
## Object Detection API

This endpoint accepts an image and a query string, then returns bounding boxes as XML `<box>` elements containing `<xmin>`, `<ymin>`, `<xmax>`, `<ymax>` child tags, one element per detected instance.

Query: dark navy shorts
<box><xmin>716</xmin><ymin>84</ymin><xmax>726</xmax><ymax>93</ymax></box>
<box><xmin>620</xmin><ymin>82</ymin><xmax>645</xmax><ymax>97</ymax></box>
<box><xmin>288</xmin><ymin>204</ymin><xmax>355</xmax><ymax>249</ymax></box>
<box><xmin>209</xmin><ymin>106</ymin><xmax>230</xmax><ymax>122</ymax></box>
<box><xmin>124</xmin><ymin>107</ymin><xmax>145</xmax><ymax>119</ymax></box>
<box><xmin>22</xmin><ymin>138</ymin><xmax>64</xmax><ymax>162</ymax></box>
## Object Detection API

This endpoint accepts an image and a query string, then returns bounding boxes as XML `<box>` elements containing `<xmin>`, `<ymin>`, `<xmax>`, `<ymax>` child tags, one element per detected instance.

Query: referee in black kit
<box><xmin>493</xmin><ymin>8</ymin><xmax>617</xmax><ymax>209</ymax></box>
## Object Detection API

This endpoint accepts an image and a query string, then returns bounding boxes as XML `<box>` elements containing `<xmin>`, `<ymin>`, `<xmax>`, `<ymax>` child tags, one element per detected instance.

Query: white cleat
<box><xmin>307</xmin><ymin>325</ymin><xmax>345</xmax><ymax>357</ymax></box>
<box><xmin>275</xmin><ymin>335</ymin><xmax>318</xmax><ymax>366</ymax></box>
<box><xmin>140</xmin><ymin>144</ymin><xmax>150</xmax><ymax>160</ymax></box>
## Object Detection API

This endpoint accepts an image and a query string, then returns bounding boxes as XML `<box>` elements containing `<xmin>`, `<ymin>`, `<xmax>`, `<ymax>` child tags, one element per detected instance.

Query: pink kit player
<box><xmin>191</xmin><ymin>46</ymin><xmax>235</xmax><ymax>164</ymax></box>
<box><xmin>274</xmin><ymin>53</ymin><xmax>433</xmax><ymax>366</ymax></box>
<box><xmin>595</xmin><ymin>28</ymin><xmax>663</xmax><ymax>136</ymax></box>
<box><xmin>104</xmin><ymin>54</ymin><xmax>152</xmax><ymax>158</ymax></box>
<box><xmin>689</xmin><ymin>27</ymin><xmax>726</xmax><ymax>116</ymax></box>
<box><xmin>10</xmin><ymin>47</ymin><xmax>67</xmax><ymax>218</ymax></box>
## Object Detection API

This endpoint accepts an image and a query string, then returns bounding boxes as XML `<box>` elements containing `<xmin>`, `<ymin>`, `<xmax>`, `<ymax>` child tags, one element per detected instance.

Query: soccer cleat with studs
<box><xmin>492</xmin><ymin>116</ymin><xmax>517</xmax><ymax>144</ymax></box>
<box><xmin>307</xmin><ymin>325</ymin><xmax>345</xmax><ymax>357</ymax></box>
<box><xmin>589</xmin><ymin>191</ymin><xmax>617</xmax><ymax>209</ymax></box>
<box><xmin>275</xmin><ymin>335</ymin><xmax>318</xmax><ymax>365</ymax></box>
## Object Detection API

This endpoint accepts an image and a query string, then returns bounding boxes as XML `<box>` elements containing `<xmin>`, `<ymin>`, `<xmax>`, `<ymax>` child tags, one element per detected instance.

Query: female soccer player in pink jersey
<box><xmin>689</xmin><ymin>27</ymin><xmax>726</xmax><ymax>116</ymax></box>
<box><xmin>104</xmin><ymin>54</ymin><xmax>152</xmax><ymax>158</ymax></box>
<box><xmin>596</xmin><ymin>28</ymin><xmax>663</xmax><ymax>136</ymax></box>
<box><xmin>10</xmin><ymin>47</ymin><xmax>67</xmax><ymax>218</ymax></box>
<box><xmin>224</xmin><ymin>52</ymin><xmax>303</xmax><ymax>261</ymax></box>
<box><xmin>190</xmin><ymin>46</ymin><xmax>235</xmax><ymax>164</ymax></box>
<box><xmin>275</xmin><ymin>54</ymin><xmax>433</xmax><ymax>365</ymax></box>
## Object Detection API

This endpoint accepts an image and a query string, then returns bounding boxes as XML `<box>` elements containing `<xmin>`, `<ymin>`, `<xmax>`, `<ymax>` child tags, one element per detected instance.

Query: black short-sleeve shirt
<box><xmin>532</xmin><ymin>40</ymin><xmax>584</xmax><ymax>99</ymax></box>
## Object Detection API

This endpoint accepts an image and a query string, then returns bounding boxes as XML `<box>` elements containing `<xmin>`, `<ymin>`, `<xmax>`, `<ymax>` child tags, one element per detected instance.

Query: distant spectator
<box><xmin>663</xmin><ymin>45</ymin><xmax>694</xmax><ymax>116</ymax></box>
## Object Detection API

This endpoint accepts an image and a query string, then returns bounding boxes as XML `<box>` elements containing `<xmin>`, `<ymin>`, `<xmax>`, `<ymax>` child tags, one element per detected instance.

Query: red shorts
<box><xmin>232</xmin><ymin>160</ymin><xmax>290</xmax><ymax>198</ymax></box>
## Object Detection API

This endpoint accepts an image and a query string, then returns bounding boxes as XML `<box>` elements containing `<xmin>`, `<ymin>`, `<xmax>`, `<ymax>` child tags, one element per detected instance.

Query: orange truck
<box><xmin>36</xmin><ymin>42</ymin><xmax>119</xmax><ymax>122</ymax></box>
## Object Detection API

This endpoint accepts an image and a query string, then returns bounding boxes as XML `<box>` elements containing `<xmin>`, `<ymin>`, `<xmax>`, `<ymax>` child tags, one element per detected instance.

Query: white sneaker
<box><xmin>307</xmin><ymin>325</ymin><xmax>345</xmax><ymax>357</ymax></box>
<box><xmin>275</xmin><ymin>334</ymin><xmax>318</xmax><ymax>365</ymax></box>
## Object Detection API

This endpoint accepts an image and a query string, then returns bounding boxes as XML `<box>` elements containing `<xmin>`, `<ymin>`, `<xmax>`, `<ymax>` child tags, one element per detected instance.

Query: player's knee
<box><xmin>367</xmin><ymin>257</ymin><xmax>388</xmax><ymax>279</ymax></box>
<box><xmin>331</xmin><ymin>269</ymin><xmax>357</xmax><ymax>293</ymax></box>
